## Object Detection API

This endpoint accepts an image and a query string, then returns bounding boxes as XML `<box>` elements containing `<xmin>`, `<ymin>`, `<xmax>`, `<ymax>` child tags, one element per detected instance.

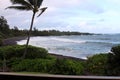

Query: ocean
<box><xmin>17</xmin><ymin>34</ymin><xmax>120</xmax><ymax>59</ymax></box>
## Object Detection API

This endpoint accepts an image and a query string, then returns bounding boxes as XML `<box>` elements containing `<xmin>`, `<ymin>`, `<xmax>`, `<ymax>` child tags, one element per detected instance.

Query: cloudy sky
<box><xmin>1</xmin><ymin>0</ymin><xmax>120</xmax><ymax>33</ymax></box>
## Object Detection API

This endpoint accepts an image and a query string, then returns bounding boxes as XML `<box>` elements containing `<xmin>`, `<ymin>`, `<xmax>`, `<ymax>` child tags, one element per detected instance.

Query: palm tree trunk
<box><xmin>23</xmin><ymin>12</ymin><xmax>36</xmax><ymax>59</ymax></box>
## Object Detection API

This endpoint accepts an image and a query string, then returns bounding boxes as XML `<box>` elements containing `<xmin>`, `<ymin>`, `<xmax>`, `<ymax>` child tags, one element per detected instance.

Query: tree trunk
<box><xmin>23</xmin><ymin>12</ymin><xmax>36</xmax><ymax>59</ymax></box>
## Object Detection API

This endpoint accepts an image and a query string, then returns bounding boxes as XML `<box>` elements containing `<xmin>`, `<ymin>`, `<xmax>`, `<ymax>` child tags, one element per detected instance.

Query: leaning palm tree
<box><xmin>6</xmin><ymin>0</ymin><xmax>47</xmax><ymax>58</ymax></box>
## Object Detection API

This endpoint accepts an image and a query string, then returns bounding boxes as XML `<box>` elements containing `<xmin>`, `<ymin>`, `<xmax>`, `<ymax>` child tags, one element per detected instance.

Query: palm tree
<box><xmin>7</xmin><ymin>0</ymin><xmax>47</xmax><ymax>58</ymax></box>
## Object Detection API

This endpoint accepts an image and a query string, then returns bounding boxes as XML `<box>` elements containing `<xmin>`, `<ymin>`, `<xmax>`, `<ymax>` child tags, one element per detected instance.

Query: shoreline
<box><xmin>3</xmin><ymin>36</ymin><xmax>27</xmax><ymax>46</ymax></box>
<box><xmin>3</xmin><ymin>36</ymin><xmax>86</xmax><ymax>61</ymax></box>
<box><xmin>49</xmin><ymin>53</ymin><xmax>86</xmax><ymax>61</ymax></box>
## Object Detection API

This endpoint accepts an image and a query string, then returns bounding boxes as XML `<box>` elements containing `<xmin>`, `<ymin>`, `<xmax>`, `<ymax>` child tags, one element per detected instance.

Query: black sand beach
<box><xmin>3</xmin><ymin>36</ymin><xmax>86</xmax><ymax>61</ymax></box>
<box><xmin>3</xmin><ymin>36</ymin><xmax>27</xmax><ymax>46</ymax></box>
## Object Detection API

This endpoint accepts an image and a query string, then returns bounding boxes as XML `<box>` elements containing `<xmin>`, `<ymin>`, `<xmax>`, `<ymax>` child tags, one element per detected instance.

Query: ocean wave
<box><xmin>86</xmin><ymin>40</ymin><xmax>120</xmax><ymax>45</ymax></box>
<box><xmin>17</xmin><ymin>36</ymin><xmax>120</xmax><ymax>45</ymax></box>
<box><xmin>50</xmin><ymin>37</ymin><xmax>86</xmax><ymax>43</ymax></box>
<box><xmin>16</xmin><ymin>35</ymin><xmax>119</xmax><ymax>59</ymax></box>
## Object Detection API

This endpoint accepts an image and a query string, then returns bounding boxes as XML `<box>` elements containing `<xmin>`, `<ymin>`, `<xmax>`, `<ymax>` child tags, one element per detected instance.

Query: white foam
<box><xmin>86</xmin><ymin>40</ymin><xmax>120</xmax><ymax>44</ymax></box>
<box><xmin>17</xmin><ymin>40</ymin><xmax>26</xmax><ymax>45</ymax></box>
<box><xmin>51</xmin><ymin>37</ymin><xmax>86</xmax><ymax>43</ymax></box>
<box><xmin>17</xmin><ymin>37</ymin><xmax>86</xmax><ymax>45</ymax></box>
<box><xmin>17</xmin><ymin>37</ymin><xmax>49</xmax><ymax>45</ymax></box>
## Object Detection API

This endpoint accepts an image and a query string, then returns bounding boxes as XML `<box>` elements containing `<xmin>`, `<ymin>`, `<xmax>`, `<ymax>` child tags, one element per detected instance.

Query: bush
<box><xmin>14</xmin><ymin>45</ymin><xmax>48</xmax><ymax>59</ymax></box>
<box><xmin>7</xmin><ymin>58</ymin><xmax>22</xmax><ymax>67</ymax></box>
<box><xmin>111</xmin><ymin>45</ymin><xmax>120</xmax><ymax>54</ymax></box>
<box><xmin>0</xmin><ymin>45</ymin><xmax>48</xmax><ymax>60</ymax></box>
<box><xmin>11</xmin><ymin>58</ymin><xmax>84</xmax><ymax>75</ymax></box>
<box><xmin>0</xmin><ymin>38</ymin><xmax>3</xmax><ymax>46</ymax></box>
<box><xmin>107</xmin><ymin>45</ymin><xmax>120</xmax><ymax>75</ymax></box>
<box><xmin>11</xmin><ymin>59</ymin><xmax>55</xmax><ymax>72</ymax></box>
<box><xmin>51</xmin><ymin>59</ymin><xmax>84</xmax><ymax>75</ymax></box>
<box><xmin>87</xmin><ymin>54</ymin><xmax>108</xmax><ymax>75</ymax></box>
<box><xmin>110</xmin><ymin>45</ymin><xmax>120</xmax><ymax>63</ymax></box>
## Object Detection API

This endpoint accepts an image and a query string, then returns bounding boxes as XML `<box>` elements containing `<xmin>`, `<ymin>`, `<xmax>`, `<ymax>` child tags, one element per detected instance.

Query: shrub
<box><xmin>27</xmin><ymin>46</ymin><xmax>48</xmax><ymax>59</ymax></box>
<box><xmin>0</xmin><ymin>38</ymin><xmax>3</xmax><ymax>46</ymax></box>
<box><xmin>7</xmin><ymin>58</ymin><xmax>22</xmax><ymax>68</ymax></box>
<box><xmin>0</xmin><ymin>60</ymin><xmax>3</xmax><ymax>68</ymax></box>
<box><xmin>87</xmin><ymin>54</ymin><xmax>108</xmax><ymax>75</ymax></box>
<box><xmin>110</xmin><ymin>45</ymin><xmax>120</xmax><ymax>63</ymax></box>
<box><xmin>11</xmin><ymin>59</ymin><xmax>36</xmax><ymax>72</ymax></box>
<box><xmin>107</xmin><ymin>45</ymin><xmax>120</xmax><ymax>75</ymax></box>
<box><xmin>11</xmin><ymin>58</ymin><xmax>84</xmax><ymax>75</ymax></box>
<box><xmin>0</xmin><ymin>46</ymin><xmax>16</xmax><ymax>60</ymax></box>
<box><xmin>32</xmin><ymin>59</ymin><xmax>54</xmax><ymax>72</ymax></box>
<box><xmin>51</xmin><ymin>58</ymin><xmax>84</xmax><ymax>75</ymax></box>
<box><xmin>0</xmin><ymin>45</ymin><xmax>48</xmax><ymax>60</ymax></box>
<box><xmin>11</xmin><ymin>59</ymin><xmax>55</xmax><ymax>72</ymax></box>
<box><xmin>111</xmin><ymin>45</ymin><xmax>120</xmax><ymax>54</ymax></box>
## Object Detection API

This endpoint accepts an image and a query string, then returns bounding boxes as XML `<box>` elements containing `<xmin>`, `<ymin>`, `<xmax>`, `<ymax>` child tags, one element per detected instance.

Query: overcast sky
<box><xmin>1</xmin><ymin>0</ymin><xmax>120</xmax><ymax>33</ymax></box>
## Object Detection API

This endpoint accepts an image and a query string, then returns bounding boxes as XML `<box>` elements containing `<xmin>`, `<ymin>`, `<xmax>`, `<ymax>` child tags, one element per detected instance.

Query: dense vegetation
<box><xmin>86</xmin><ymin>54</ymin><xmax>108</xmax><ymax>75</ymax></box>
<box><xmin>0</xmin><ymin>44</ymin><xmax>120</xmax><ymax>76</ymax></box>
<box><xmin>86</xmin><ymin>45</ymin><xmax>120</xmax><ymax>76</ymax></box>
<box><xmin>0</xmin><ymin>45</ymin><xmax>85</xmax><ymax>75</ymax></box>
<box><xmin>107</xmin><ymin>45</ymin><xmax>120</xmax><ymax>75</ymax></box>
<box><xmin>0</xmin><ymin>16</ymin><xmax>27</xmax><ymax>39</ymax></box>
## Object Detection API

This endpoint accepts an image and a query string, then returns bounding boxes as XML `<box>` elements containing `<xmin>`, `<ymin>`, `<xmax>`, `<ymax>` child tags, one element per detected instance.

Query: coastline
<box><xmin>3</xmin><ymin>36</ymin><xmax>27</xmax><ymax>46</ymax></box>
<box><xmin>49</xmin><ymin>53</ymin><xmax>86</xmax><ymax>61</ymax></box>
<box><xmin>3</xmin><ymin>36</ymin><xmax>86</xmax><ymax>61</ymax></box>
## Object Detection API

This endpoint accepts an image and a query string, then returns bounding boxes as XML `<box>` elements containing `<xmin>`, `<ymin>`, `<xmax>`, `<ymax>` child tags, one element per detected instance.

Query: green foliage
<box><xmin>0</xmin><ymin>38</ymin><xmax>3</xmax><ymax>46</ymax></box>
<box><xmin>87</xmin><ymin>54</ymin><xmax>108</xmax><ymax>75</ymax></box>
<box><xmin>111</xmin><ymin>45</ymin><xmax>120</xmax><ymax>54</ymax></box>
<box><xmin>11</xmin><ymin>58</ymin><xmax>84</xmax><ymax>75</ymax></box>
<box><xmin>31</xmin><ymin>29</ymin><xmax>94</xmax><ymax>36</ymax></box>
<box><xmin>0</xmin><ymin>32</ymin><xmax>5</xmax><ymax>39</ymax></box>
<box><xmin>107</xmin><ymin>45</ymin><xmax>120</xmax><ymax>75</ymax></box>
<box><xmin>0</xmin><ymin>16</ymin><xmax>27</xmax><ymax>39</ymax></box>
<box><xmin>7</xmin><ymin>58</ymin><xmax>22</xmax><ymax>68</ymax></box>
<box><xmin>0</xmin><ymin>16</ymin><xmax>10</xmax><ymax>38</ymax></box>
<box><xmin>111</xmin><ymin>45</ymin><xmax>120</xmax><ymax>62</ymax></box>
<box><xmin>0</xmin><ymin>44</ymin><xmax>85</xmax><ymax>75</ymax></box>
<box><xmin>0</xmin><ymin>60</ymin><xmax>3</xmax><ymax>67</ymax></box>
<box><xmin>11</xmin><ymin>59</ymin><xmax>54</xmax><ymax>72</ymax></box>
<box><xmin>50</xmin><ymin>59</ymin><xmax>84</xmax><ymax>75</ymax></box>
<box><xmin>0</xmin><ymin>45</ymin><xmax>48</xmax><ymax>60</ymax></box>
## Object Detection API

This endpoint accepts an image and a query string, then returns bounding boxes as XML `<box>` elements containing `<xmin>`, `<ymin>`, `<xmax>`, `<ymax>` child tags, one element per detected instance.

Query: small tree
<box><xmin>0</xmin><ymin>16</ymin><xmax>10</xmax><ymax>37</ymax></box>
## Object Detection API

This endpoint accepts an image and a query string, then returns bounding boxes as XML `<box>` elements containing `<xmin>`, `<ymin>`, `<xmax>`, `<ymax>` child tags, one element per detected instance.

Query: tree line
<box><xmin>0</xmin><ymin>16</ymin><xmax>27</xmax><ymax>39</ymax></box>
<box><xmin>0</xmin><ymin>16</ymin><xmax>93</xmax><ymax>39</ymax></box>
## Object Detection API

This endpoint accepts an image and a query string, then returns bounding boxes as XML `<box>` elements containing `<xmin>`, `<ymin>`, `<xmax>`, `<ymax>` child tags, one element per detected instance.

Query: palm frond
<box><xmin>28</xmin><ymin>0</ymin><xmax>34</xmax><ymax>5</ymax></box>
<box><xmin>10</xmin><ymin>0</ymin><xmax>33</xmax><ymax>9</ymax></box>
<box><xmin>23</xmin><ymin>1</ymin><xmax>34</xmax><ymax>10</ymax></box>
<box><xmin>6</xmin><ymin>6</ymin><xmax>32</xmax><ymax>11</ymax></box>
<box><xmin>28</xmin><ymin>0</ymin><xmax>43</xmax><ymax>8</ymax></box>
<box><xmin>37</xmin><ymin>0</ymin><xmax>43</xmax><ymax>8</ymax></box>
<box><xmin>10</xmin><ymin>0</ymin><xmax>25</xmax><ymax>5</ymax></box>
<box><xmin>37</xmin><ymin>7</ymin><xmax>47</xmax><ymax>17</ymax></box>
